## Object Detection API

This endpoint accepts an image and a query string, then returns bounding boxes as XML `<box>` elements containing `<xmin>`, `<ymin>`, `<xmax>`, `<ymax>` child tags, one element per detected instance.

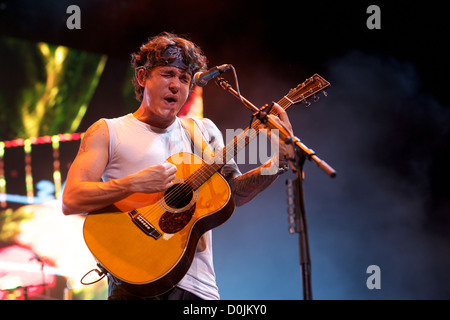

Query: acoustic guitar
<box><xmin>83</xmin><ymin>74</ymin><xmax>330</xmax><ymax>297</ymax></box>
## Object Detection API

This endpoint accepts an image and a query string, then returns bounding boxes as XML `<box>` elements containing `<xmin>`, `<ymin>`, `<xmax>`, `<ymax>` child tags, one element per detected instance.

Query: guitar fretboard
<box><xmin>185</xmin><ymin>74</ymin><xmax>330</xmax><ymax>190</ymax></box>
<box><xmin>185</xmin><ymin>97</ymin><xmax>293</xmax><ymax>190</ymax></box>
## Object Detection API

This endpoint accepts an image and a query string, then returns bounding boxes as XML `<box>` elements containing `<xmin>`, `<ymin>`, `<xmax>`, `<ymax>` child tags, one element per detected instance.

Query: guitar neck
<box><xmin>186</xmin><ymin>95</ymin><xmax>293</xmax><ymax>190</ymax></box>
<box><xmin>217</xmin><ymin>94</ymin><xmax>293</xmax><ymax>165</ymax></box>
<box><xmin>186</xmin><ymin>74</ymin><xmax>330</xmax><ymax>190</ymax></box>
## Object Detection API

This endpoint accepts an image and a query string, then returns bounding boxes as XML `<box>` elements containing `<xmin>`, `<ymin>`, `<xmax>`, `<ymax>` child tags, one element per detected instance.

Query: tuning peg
<box><xmin>314</xmin><ymin>95</ymin><xmax>320</xmax><ymax>102</ymax></box>
<box><xmin>304</xmin><ymin>101</ymin><xmax>311</xmax><ymax>107</ymax></box>
<box><xmin>323</xmin><ymin>91</ymin><xmax>328</xmax><ymax>97</ymax></box>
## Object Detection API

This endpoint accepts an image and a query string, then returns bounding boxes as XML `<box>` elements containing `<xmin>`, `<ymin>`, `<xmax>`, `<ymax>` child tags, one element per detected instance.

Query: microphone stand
<box><xmin>290</xmin><ymin>148</ymin><xmax>312</xmax><ymax>300</ymax></box>
<box><xmin>215</xmin><ymin>77</ymin><xmax>336</xmax><ymax>300</ymax></box>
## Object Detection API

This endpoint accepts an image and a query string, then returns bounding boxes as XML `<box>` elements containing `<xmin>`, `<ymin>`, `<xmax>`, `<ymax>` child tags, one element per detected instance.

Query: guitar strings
<box><xmin>135</xmin><ymin>83</ymin><xmax>318</xmax><ymax>222</ymax></box>
<box><xmin>167</xmin><ymin>79</ymin><xmax>323</xmax><ymax>209</ymax></box>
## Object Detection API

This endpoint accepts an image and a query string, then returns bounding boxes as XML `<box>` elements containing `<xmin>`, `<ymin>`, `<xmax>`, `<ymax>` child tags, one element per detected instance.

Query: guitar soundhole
<box><xmin>159</xmin><ymin>183</ymin><xmax>196</xmax><ymax>234</ymax></box>
<box><xmin>164</xmin><ymin>183</ymin><xmax>193</xmax><ymax>209</ymax></box>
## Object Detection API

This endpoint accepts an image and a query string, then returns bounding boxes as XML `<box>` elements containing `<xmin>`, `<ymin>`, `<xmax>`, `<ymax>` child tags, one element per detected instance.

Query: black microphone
<box><xmin>193</xmin><ymin>64</ymin><xmax>231</xmax><ymax>87</ymax></box>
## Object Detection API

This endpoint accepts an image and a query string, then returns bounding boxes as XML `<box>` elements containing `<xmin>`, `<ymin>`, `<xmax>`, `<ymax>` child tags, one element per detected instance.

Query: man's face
<box><xmin>139</xmin><ymin>66</ymin><xmax>191</xmax><ymax>127</ymax></box>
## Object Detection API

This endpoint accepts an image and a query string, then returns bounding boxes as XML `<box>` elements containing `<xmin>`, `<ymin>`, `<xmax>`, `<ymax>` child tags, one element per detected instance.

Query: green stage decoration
<box><xmin>0</xmin><ymin>37</ymin><xmax>107</xmax><ymax>140</ymax></box>
<box><xmin>0</xmin><ymin>37</ymin><xmax>108</xmax><ymax>300</ymax></box>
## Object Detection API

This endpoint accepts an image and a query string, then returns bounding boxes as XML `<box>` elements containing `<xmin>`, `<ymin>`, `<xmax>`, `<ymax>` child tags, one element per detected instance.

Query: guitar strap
<box><xmin>179</xmin><ymin>117</ymin><xmax>215</xmax><ymax>160</ymax></box>
<box><xmin>178</xmin><ymin>117</ymin><xmax>214</xmax><ymax>252</ymax></box>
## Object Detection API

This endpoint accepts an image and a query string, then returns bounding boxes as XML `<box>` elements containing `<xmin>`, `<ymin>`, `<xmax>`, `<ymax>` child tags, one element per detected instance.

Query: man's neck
<box><xmin>132</xmin><ymin>108</ymin><xmax>176</xmax><ymax>129</ymax></box>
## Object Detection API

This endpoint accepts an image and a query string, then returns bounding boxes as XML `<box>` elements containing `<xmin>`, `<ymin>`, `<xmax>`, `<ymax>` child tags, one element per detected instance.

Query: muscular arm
<box><xmin>62</xmin><ymin>119</ymin><xmax>176</xmax><ymax>215</ymax></box>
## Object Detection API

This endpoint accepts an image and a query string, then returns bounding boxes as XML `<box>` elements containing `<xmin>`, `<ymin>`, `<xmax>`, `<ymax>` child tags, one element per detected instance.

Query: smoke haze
<box><xmin>214</xmin><ymin>50</ymin><xmax>450</xmax><ymax>299</ymax></box>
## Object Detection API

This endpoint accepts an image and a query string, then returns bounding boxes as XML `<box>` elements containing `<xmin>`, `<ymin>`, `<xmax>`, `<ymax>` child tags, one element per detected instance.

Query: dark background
<box><xmin>1</xmin><ymin>0</ymin><xmax>449</xmax><ymax>299</ymax></box>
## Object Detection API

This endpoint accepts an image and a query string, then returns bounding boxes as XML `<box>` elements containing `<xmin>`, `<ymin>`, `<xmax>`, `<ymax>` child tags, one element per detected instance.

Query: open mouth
<box><xmin>164</xmin><ymin>96</ymin><xmax>178</xmax><ymax>104</ymax></box>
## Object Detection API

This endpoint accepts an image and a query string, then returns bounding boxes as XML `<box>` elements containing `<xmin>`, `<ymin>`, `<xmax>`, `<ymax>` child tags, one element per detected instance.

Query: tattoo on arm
<box><xmin>77</xmin><ymin>120</ymin><xmax>103</xmax><ymax>155</ymax></box>
<box><xmin>78</xmin><ymin>133</ymin><xmax>89</xmax><ymax>154</ymax></box>
<box><xmin>229</xmin><ymin>164</ymin><xmax>277</xmax><ymax>207</ymax></box>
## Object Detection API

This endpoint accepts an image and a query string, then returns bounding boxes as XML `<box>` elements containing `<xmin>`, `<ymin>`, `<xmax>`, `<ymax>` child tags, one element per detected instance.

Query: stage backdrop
<box><xmin>0</xmin><ymin>36</ymin><xmax>202</xmax><ymax>300</ymax></box>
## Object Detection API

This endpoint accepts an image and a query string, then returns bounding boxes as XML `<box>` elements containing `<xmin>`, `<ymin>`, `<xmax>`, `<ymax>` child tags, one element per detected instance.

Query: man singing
<box><xmin>62</xmin><ymin>32</ymin><xmax>293</xmax><ymax>300</ymax></box>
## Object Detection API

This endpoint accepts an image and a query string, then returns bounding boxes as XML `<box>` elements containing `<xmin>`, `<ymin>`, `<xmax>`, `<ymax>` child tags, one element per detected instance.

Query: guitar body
<box><xmin>83</xmin><ymin>152</ymin><xmax>235</xmax><ymax>297</ymax></box>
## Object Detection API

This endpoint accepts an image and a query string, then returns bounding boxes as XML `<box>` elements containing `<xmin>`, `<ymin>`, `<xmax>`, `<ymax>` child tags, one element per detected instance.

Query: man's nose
<box><xmin>169</xmin><ymin>78</ymin><xmax>180</xmax><ymax>93</ymax></box>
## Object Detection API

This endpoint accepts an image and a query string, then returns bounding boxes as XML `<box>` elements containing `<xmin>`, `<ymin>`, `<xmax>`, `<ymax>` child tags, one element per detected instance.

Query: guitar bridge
<box><xmin>128</xmin><ymin>209</ymin><xmax>162</xmax><ymax>240</ymax></box>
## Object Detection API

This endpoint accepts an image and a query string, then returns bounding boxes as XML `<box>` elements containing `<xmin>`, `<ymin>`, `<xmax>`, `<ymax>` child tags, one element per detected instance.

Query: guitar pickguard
<box><xmin>159</xmin><ymin>204</ymin><xmax>196</xmax><ymax>234</ymax></box>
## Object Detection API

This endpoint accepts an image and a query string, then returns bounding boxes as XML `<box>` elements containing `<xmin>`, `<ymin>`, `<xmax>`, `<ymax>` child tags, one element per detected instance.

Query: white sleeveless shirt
<box><xmin>102</xmin><ymin>113</ymin><xmax>221</xmax><ymax>300</ymax></box>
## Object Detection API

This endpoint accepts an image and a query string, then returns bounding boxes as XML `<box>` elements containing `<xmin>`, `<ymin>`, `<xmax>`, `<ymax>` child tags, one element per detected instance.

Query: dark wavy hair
<box><xmin>130</xmin><ymin>32</ymin><xmax>208</xmax><ymax>101</ymax></box>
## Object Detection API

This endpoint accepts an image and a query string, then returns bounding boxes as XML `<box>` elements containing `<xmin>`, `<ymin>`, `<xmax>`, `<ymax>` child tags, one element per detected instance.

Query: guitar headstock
<box><xmin>284</xmin><ymin>74</ymin><xmax>330</xmax><ymax>107</ymax></box>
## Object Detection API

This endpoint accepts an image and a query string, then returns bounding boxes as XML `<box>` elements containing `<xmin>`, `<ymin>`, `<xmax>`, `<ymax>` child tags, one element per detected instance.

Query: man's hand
<box><xmin>129</xmin><ymin>162</ymin><xmax>178</xmax><ymax>193</ymax></box>
<box><xmin>259</xmin><ymin>103</ymin><xmax>295</xmax><ymax>162</ymax></box>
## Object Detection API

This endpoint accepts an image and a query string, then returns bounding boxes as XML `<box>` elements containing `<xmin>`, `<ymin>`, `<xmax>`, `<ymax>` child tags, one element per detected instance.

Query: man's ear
<box><xmin>136</xmin><ymin>67</ymin><xmax>146</xmax><ymax>87</ymax></box>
